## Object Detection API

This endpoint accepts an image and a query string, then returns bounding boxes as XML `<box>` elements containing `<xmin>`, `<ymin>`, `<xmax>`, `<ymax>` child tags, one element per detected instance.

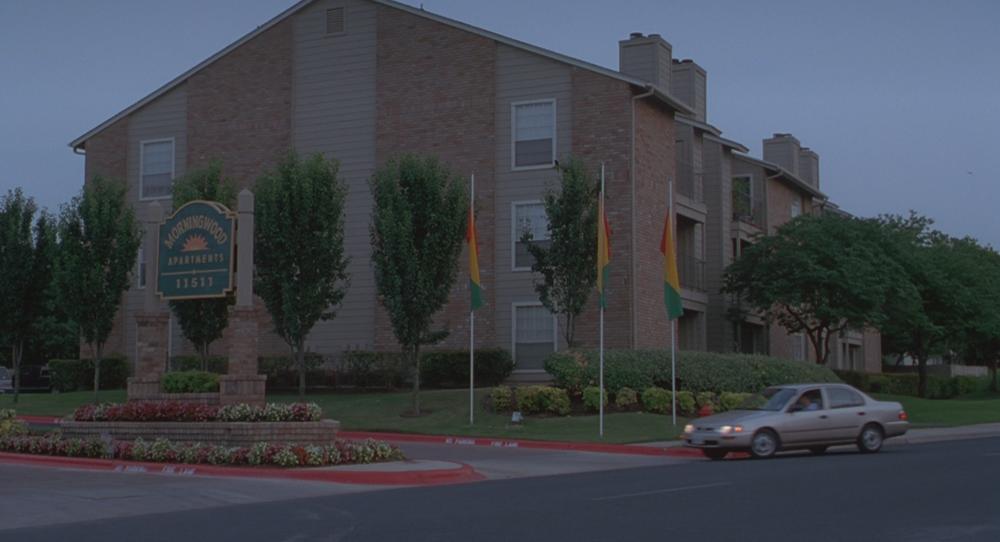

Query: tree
<box><xmin>255</xmin><ymin>152</ymin><xmax>349</xmax><ymax>398</ymax></box>
<box><xmin>949</xmin><ymin>241</ymin><xmax>1000</xmax><ymax>393</ymax></box>
<box><xmin>169</xmin><ymin>162</ymin><xmax>237</xmax><ymax>369</ymax></box>
<box><xmin>56</xmin><ymin>176</ymin><xmax>142</xmax><ymax>402</ymax></box>
<box><xmin>723</xmin><ymin>213</ymin><xmax>901</xmax><ymax>365</ymax></box>
<box><xmin>521</xmin><ymin>158</ymin><xmax>597</xmax><ymax>347</ymax></box>
<box><xmin>0</xmin><ymin>190</ymin><xmax>56</xmax><ymax>404</ymax></box>
<box><xmin>370</xmin><ymin>154</ymin><xmax>466</xmax><ymax>415</ymax></box>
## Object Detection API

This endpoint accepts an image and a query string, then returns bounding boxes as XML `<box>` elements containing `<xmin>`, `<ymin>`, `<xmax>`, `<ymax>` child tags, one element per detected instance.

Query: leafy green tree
<box><xmin>255</xmin><ymin>152</ymin><xmax>349</xmax><ymax>398</ymax></box>
<box><xmin>56</xmin><ymin>176</ymin><xmax>142</xmax><ymax>402</ymax></box>
<box><xmin>520</xmin><ymin>158</ymin><xmax>596</xmax><ymax>347</ymax></box>
<box><xmin>0</xmin><ymin>190</ymin><xmax>56</xmax><ymax>404</ymax></box>
<box><xmin>169</xmin><ymin>162</ymin><xmax>237</xmax><ymax>369</ymax></box>
<box><xmin>724</xmin><ymin>213</ymin><xmax>902</xmax><ymax>365</ymax></box>
<box><xmin>370</xmin><ymin>154</ymin><xmax>466</xmax><ymax>415</ymax></box>
<box><xmin>949</xmin><ymin>240</ymin><xmax>1000</xmax><ymax>392</ymax></box>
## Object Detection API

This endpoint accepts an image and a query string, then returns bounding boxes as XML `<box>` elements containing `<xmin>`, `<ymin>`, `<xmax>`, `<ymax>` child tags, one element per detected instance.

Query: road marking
<box><xmin>593</xmin><ymin>482</ymin><xmax>730</xmax><ymax>501</ymax></box>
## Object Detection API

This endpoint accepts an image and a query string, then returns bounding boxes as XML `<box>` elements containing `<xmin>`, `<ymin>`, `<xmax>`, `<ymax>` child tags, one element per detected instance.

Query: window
<box><xmin>790</xmin><ymin>333</ymin><xmax>806</xmax><ymax>361</ymax></box>
<box><xmin>512</xmin><ymin>202</ymin><xmax>550</xmax><ymax>270</ymax></box>
<box><xmin>513</xmin><ymin>303</ymin><xmax>556</xmax><ymax>370</ymax></box>
<box><xmin>136</xmin><ymin>247</ymin><xmax>146</xmax><ymax>289</ymax></box>
<box><xmin>512</xmin><ymin>100</ymin><xmax>555</xmax><ymax>168</ymax></box>
<box><xmin>732</xmin><ymin>175</ymin><xmax>752</xmax><ymax>220</ymax></box>
<box><xmin>791</xmin><ymin>389</ymin><xmax>825</xmax><ymax>411</ymax></box>
<box><xmin>828</xmin><ymin>387</ymin><xmax>865</xmax><ymax>409</ymax></box>
<box><xmin>140</xmin><ymin>139</ymin><xmax>174</xmax><ymax>200</ymax></box>
<box><xmin>790</xmin><ymin>198</ymin><xmax>802</xmax><ymax>218</ymax></box>
<box><xmin>325</xmin><ymin>7</ymin><xmax>345</xmax><ymax>34</ymax></box>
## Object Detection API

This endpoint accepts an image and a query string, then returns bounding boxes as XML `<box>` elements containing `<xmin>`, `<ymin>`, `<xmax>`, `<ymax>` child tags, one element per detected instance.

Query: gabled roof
<box><xmin>69</xmin><ymin>0</ymin><xmax>693</xmax><ymax>150</ymax></box>
<box><xmin>676</xmin><ymin>116</ymin><xmax>749</xmax><ymax>153</ymax></box>
<box><xmin>734</xmin><ymin>154</ymin><xmax>826</xmax><ymax>199</ymax></box>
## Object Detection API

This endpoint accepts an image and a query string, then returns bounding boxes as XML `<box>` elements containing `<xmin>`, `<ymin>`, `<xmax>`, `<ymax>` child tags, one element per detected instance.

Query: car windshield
<box><xmin>740</xmin><ymin>387</ymin><xmax>797</xmax><ymax>411</ymax></box>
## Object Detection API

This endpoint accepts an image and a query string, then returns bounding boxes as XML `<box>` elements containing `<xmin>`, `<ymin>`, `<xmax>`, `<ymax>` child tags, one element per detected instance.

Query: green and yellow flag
<box><xmin>660</xmin><ymin>211</ymin><xmax>684</xmax><ymax>320</ymax></box>
<box><xmin>597</xmin><ymin>193</ymin><xmax>612</xmax><ymax>309</ymax></box>
<box><xmin>467</xmin><ymin>207</ymin><xmax>484</xmax><ymax>310</ymax></box>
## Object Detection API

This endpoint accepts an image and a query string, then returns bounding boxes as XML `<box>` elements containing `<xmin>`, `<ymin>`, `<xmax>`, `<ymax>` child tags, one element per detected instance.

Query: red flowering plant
<box><xmin>72</xmin><ymin>402</ymin><xmax>322</xmax><ymax>423</ymax></box>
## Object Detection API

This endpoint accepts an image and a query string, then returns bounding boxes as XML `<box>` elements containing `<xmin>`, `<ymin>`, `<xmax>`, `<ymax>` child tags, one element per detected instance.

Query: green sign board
<box><xmin>157</xmin><ymin>201</ymin><xmax>236</xmax><ymax>300</ymax></box>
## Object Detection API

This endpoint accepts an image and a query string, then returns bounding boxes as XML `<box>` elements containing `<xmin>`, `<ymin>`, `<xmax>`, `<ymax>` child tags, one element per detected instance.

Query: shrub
<box><xmin>420</xmin><ymin>349</ymin><xmax>514</xmax><ymax>388</ymax></box>
<box><xmin>489</xmin><ymin>386</ymin><xmax>514</xmax><ymax>413</ymax></box>
<box><xmin>171</xmin><ymin>356</ymin><xmax>228</xmax><ymax>374</ymax></box>
<box><xmin>161</xmin><ymin>371</ymin><xmax>219</xmax><ymax>393</ymax></box>
<box><xmin>641</xmin><ymin>387</ymin><xmax>671</xmax><ymax>414</ymax></box>
<box><xmin>340</xmin><ymin>351</ymin><xmax>408</xmax><ymax>389</ymax></box>
<box><xmin>545</xmin><ymin>350</ymin><xmax>840</xmax><ymax>395</ymax></box>
<box><xmin>49</xmin><ymin>357</ymin><xmax>130</xmax><ymax>392</ymax></box>
<box><xmin>718</xmin><ymin>392</ymin><xmax>752</xmax><ymax>412</ymax></box>
<box><xmin>72</xmin><ymin>402</ymin><xmax>323</xmax><ymax>423</ymax></box>
<box><xmin>516</xmin><ymin>386</ymin><xmax>571</xmax><ymax>416</ymax></box>
<box><xmin>614</xmin><ymin>387</ymin><xmax>639</xmax><ymax>410</ymax></box>
<box><xmin>676</xmin><ymin>391</ymin><xmax>697</xmax><ymax>416</ymax></box>
<box><xmin>0</xmin><ymin>410</ymin><xmax>27</xmax><ymax>437</ymax></box>
<box><xmin>258</xmin><ymin>353</ymin><xmax>326</xmax><ymax>389</ymax></box>
<box><xmin>695</xmin><ymin>391</ymin><xmax>716</xmax><ymax>409</ymax></box>
<box><xmin>582</xmin><ymin>386</ymin><xmax>608</xmax><ymax>413</ymax></box>
<box><xmin>835</xmin><ymin>370</ymin><xmax>990</xmax><ymax>399</ymax></box>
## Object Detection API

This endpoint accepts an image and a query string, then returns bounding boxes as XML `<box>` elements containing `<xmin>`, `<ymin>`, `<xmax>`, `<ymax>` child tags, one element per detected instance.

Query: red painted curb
<box><xmin>0</xmin><ymin>452</ymin><xmax>484</xmax><ymax>486</ymax></box>
<box><xmin>15</xmin><ymin>415</ymin><xmax>62</xmax><ymax>425</ymax></box>
<box><xmin>339</xmin><ymin>430</ymin><xmax>700</xmax><ymax>458</ymax></box>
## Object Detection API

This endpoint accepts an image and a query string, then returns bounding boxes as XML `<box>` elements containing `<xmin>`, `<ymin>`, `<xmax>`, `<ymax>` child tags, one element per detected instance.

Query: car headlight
<box><xmin>719</xmin><ymin>425</ymin><xmax>744</xmax><ymax>434</ymax></box>
<box><xmin>683</xmin><ymin>424</ymin><xmax>695</xmax><ymax>434</ymax></box>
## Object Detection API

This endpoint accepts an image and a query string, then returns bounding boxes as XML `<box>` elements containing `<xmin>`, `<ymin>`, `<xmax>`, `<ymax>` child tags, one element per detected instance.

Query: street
<box><xmin>2</xmin><ymin>437</ymin><xmax>998</xmax><ymax>541</ymax></box>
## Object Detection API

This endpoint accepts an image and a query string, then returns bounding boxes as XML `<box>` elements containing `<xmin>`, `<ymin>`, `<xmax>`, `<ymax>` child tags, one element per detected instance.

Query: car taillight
<box><xmin>898</xmin><ymin>411</ymin><xmax>908</xmax><ymax>421</ymax></box>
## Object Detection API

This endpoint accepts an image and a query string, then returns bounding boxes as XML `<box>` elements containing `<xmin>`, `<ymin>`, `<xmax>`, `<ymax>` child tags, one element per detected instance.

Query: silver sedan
<box><xmin>682</xmin><ymin>383</ymin><xmax>909</xmax><ymax>460</ymax></box>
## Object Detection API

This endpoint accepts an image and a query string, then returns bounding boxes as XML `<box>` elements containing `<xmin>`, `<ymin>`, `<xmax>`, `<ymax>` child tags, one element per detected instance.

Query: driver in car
<box><xmin>796</xmin><ymin>394</ymin><xmax>820</xmax><ymax>411</ymax></box>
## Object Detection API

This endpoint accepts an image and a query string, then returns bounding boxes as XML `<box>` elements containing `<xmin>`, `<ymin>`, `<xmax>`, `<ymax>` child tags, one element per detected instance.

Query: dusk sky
<box><xmin>2</xmin><ymin>0</ymin><xmax>997</xmax><ymax>246</ymax></box>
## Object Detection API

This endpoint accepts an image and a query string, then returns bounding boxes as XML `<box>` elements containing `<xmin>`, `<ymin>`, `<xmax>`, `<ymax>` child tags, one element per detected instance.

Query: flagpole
<box><xmin>669</xmin><ymin>180</ymin><xmax>677</xmax><ymax>427</ymax></box>
<box><xmin>470</xmin><ymin>173</ymin><xmax>475</xmax><ymax>426</ymax></box>
<box><xmin>599</xmin><ymin>163</ymin><xmax>606</xmax><ymax>438</ymax></box>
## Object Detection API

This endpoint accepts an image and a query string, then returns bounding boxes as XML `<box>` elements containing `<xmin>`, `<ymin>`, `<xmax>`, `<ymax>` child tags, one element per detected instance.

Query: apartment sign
<box><xmin>157</xmin><ymin>201</ymin><xmax>236</xmax><ymax>300</ymax></box>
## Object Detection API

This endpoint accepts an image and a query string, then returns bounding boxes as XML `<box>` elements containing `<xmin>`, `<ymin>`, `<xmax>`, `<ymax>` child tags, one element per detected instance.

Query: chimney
<box><xmin>763</xmin><ymin>133</ymin><xmax>802</xmax><ymax>176</ymax></box>
<box><xmin>798</xmin><ymin>148</ymin><xmax>820</xmax><ymax>188</ymax></box>
<box><xmin>619</xmin><ymin>32</ymin><xmax>672</xmax><ymax>91</ymax></box>
<box><xmin>670</xmin><ymin>58</ymin><xmax>707</xmax><ymax>122</ymax></box>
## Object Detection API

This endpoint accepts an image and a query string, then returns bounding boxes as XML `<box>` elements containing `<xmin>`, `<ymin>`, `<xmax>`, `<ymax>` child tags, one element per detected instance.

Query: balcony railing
<box><xmin>676</xmin><ymin>160</ymin><xmax>703</xmax><ymax>203</ymax></box>
<box><xmin>678</xmin><ymin>256</ymin><xmax>705</xmax><ymax>292</ymax></box>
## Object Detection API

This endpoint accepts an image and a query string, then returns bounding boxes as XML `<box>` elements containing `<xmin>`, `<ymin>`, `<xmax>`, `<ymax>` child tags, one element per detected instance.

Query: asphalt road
<box><xmin>3</xmin><ymin>437</ymin><xmax>999</xmax><ymax>542</ymax></box>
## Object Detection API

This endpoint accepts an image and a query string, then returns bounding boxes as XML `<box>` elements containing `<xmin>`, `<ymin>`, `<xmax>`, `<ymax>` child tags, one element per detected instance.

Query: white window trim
<box><xmin>790</xmin><ymin>198</ymin><xmax>802</xmax><ymax>218</ymax></box>
<box><xmin>511</xmin><ymin>199</ymin><xmax>547</xmax><ymax>272</ymax></box>
<box><xmin>136</xmin><ymin>247</ymin><xmax>146</xmax><ymax>290</ymax></box>
<box><xmin>511</xmin><ymin>302</ymin><xmax>559</xmax><ymax>368</ymax></box>
<box><xmin>138</xmin><ymin>137</ymin><xmax>175</xmax><ymax>202</ymax></box>
<box><xmin>510</xmin><ymin>98</ymin><xmax>557</xmax><ymax>171</ymax></box>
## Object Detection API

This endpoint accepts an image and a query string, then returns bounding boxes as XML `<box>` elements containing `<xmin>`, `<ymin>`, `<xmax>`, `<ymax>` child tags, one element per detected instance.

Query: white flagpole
<box><xmin>599</xmin><ymin>163</ymin><xmax>606</xmax><ymax>438</ymax></box>
<box><xmin>669</xmin><ymin>180</ymin><xmax>677</xmax><ymax>427</ymax></box>
<box><xmin>470</xmin><ymin>173</ymin><xmax>476</xmax><ymax>426</ymax></box>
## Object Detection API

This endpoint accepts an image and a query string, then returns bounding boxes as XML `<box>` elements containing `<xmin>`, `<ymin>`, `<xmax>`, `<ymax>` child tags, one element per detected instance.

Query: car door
<box><xmin>824</xmin><ymin>386</ymin><xmax>868</xmax><ymax>441</ymax></box>
<box><xmin>776</xmin><ymin>388</ymin><xmax>834</xmax><ymax>445</ymax></box>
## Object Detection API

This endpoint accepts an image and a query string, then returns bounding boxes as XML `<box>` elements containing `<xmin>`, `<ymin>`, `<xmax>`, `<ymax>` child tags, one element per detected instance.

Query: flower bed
<box><xmin>73</xmin><ymin>402</ymin><xmax>323</xmax><ymax>423</ymax></box>
<box><xmin>0</xmin><ymin>434</ymin><xmax>403</xmax><ymax>467</ymax></box>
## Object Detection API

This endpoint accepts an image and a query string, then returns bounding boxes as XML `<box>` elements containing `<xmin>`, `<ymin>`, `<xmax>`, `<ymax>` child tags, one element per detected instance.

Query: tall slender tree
<box><xmin>56</xmin><ymin>176</ymin><xmax>142</xmax><ymax>402</ymax></box>
<box><xmin>370</xmin><ymin>154</ymin><xmax>467</xmax><ymax>415</ymax></box>
<box><xmin>255</xmin><ymin>152</ymin><xmax>350</xmax><ymax>398</ymax></box>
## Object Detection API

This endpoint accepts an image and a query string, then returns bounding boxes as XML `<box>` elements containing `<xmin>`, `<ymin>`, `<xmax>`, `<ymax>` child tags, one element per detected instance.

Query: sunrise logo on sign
<box><xmin>157</xmin><ymin>201</ymin><xmax>236</xmax><ymax>300</ymax></box>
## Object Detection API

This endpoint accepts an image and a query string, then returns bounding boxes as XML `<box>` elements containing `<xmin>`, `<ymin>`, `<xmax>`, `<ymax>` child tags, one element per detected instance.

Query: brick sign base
<box><xmin>60</xmin><ymin>419</ymin><xmax>341</xmax><ymax>447</ymax></box>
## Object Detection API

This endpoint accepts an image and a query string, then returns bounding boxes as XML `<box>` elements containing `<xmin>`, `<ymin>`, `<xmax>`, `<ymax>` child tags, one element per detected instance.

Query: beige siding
<box><xmin>292</xmin><ymin>0</ymin><xmax>378</xmax><ymax>356</ymax></box>
<box><xmin>493</xmin><ymin>44</ymin><xmax>572</xmax><ymax>366</ymax></box>
<box><xmin>703</xmin><ymin>139</ymin><xmax>732</xmax><ymax>351</ymax></box>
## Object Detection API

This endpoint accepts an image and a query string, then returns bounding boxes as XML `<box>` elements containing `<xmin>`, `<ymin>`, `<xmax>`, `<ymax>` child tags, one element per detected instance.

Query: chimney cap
<box><xmin>629</xmin><ymin>32</ymin><xmax>644</xmax><ymax>39</ymax></box>
<box><xmin>648</xmin><ymin>33</ymin><xmax>662</xmax><ymax>39</ymax></box>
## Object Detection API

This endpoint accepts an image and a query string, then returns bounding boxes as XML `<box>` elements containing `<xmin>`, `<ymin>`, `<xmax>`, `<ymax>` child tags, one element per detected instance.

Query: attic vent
<box><xmin>326</xmin><ymin>7</ymin><xmax>345</xmax><ymax>34</ymax></box>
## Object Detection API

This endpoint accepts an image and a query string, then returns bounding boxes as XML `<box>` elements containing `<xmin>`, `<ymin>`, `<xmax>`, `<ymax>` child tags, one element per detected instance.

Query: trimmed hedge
<box><xmin>73</xmin><ymin>402</ymin><xmax>323</xmax><ymax>423</ymax></box>
<box><xmin>421</xmin><ymin>349</ymin><xmax>514</xmax><ymax>388</ymax></box>
<box><xmin>171</xmin><ymin>356</ymin><xmax>228</xmax><ymax>374</ymax></box>
<box><xmin>834</xmin><ymin>370</ymin><xmax>989</xmax><ymax>399</ymax></box>
<box><xmin>259</xmin><ymin>354</ymin><xmax>329</xmax><ymax>389</ymax></box>
<box><xmin>546</xmin><ymin>350</ymin><xmax>841</xmax><ymax>395</ymax></box>
<box><xmin>49</xmin><ymin>357</ymin><xmax>130</xmax><ymax>392</ymax></box>
<box><xmin>489</xmin><ymin>386</ymin><xmax>514</xmax><ymax>413</ymax></box>
<box><xmin>516</xmin><ymin>386</ymin><xmax>571</xmax><ymax>416</ymax></box>
<box><xmin>582</xmin><ymin>386</ymin><xmax>607</xmax><ymax>413</ymax></box>
<box><xmin>341</xmin><ymin>351</ymin><xmax>408</xmax><ymax>389</ymax></box>
<box><xmin>614</xmin><ymin>387</ymin><xmax>639</xmax><ymax>410</ymax></box>
<box><xmin>161</xmin><ymin>371</ymin><xmax>219</xmax><ymax>393</ymax></box>
<box><xmin>0</xmin><ymin>410</ymin><xmax>27</xmax><ymax>437</ymax></box>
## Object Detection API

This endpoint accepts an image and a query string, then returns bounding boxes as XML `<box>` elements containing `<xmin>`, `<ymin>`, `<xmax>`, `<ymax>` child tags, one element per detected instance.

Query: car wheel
<box><xmin>857</xmin><ymin>424</ymin><xmax>884</xmax><ymax>454</ymax></box>
<box><xmin>809</xmin><ymin>446</ymin><xmax>828</xmax><ymax>455</ymax></box>
<box><xmin>750</xmin><ymin>429</ymin><xmax>779</xmax><ymax>459</ymax></box>
<box><xmin>702</xmin><ymin>449</ymin><xmax>728</xmax><ymax>461</ymax></box>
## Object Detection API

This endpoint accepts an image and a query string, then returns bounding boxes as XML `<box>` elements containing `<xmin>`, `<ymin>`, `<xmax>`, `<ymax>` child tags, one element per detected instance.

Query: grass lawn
<box><xmin>1</xmin><ymin>389</ymin><xmax>126</xmax><ymax>417</ymax></box>
<box><xmin>873</xmin><ymin>392</ymin><xmax>1000</xmax><ymax>428</ymax></box>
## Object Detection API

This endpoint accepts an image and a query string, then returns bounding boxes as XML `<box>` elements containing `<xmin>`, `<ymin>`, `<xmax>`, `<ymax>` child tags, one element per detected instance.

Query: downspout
<box><xmin>630</xmin><ymin>85</ymin><xmax>655</xmax><ymax>349</ymax></box>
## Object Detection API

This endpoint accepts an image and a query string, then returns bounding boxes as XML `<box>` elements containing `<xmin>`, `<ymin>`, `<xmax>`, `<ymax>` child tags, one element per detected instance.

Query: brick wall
<box><xmin>373</xmin><ymin>5</ymin><xmax>497</xmax><ymax>351</ymax></box>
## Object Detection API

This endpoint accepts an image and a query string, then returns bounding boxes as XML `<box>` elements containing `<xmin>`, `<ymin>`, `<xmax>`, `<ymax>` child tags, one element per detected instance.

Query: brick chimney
<box><xmin>670</xmin><ymin>58</ymin><xmax>707</xmax><ymax>122</ymax></box>
<box><xmin>619</xmin><ymin>32</ymin><xmax>672</xmax><ymax>91</ymax></box>
<box><xmin>763</xmin><ymin>133</ymin><xmax>802</xmax><ymax>176</ymax></box>
<box><xmin>798</xmin><ymin>148</ymin><xmax>820</xmax><ymax>188</ymax></box>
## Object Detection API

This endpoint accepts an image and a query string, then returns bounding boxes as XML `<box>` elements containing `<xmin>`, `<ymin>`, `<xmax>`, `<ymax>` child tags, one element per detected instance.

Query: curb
<box><xmin>16</xmin><ymin>415</ymin><xmax>62</xmax><ymax>425</ymax></box>
<box><xmin>339</xmin><ymin>430</ymin><xmax>702</xmax><ymax>458</ymax></box>
<box><xmin>0</xmin><ymin>452</ymin><xmax>484</xmax><ymax>486</ymax></box>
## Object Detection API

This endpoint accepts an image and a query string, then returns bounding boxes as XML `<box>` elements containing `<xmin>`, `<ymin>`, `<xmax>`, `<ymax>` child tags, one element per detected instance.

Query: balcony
<box><xmin>679</xmin><ymin>256</ymin><xmax>705</xmax><ymax>292</ymax></box>
<box><xmin>676</xmin><ymin>159</ymin><xmax>703</xmax><ymax>203</ymax></box>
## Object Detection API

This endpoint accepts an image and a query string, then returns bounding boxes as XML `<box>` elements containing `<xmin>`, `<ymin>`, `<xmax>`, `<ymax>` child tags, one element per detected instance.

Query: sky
<box><xmin>1</xmin><ymin>0</ymin><xmax>998</xmax><ymax>246</ymax></box>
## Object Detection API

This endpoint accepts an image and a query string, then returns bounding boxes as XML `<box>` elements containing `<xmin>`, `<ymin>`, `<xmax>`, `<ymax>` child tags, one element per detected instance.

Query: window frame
<box><xmin>510</xmin><ymin>99</ymin><xmax>557</xmax><ymax>171</ymax></box>
<box><xmin>511</xmin><ymin>301</ymin><xmax>559</xmax><ymax>369</ymax></box>
<box><xmin>138</xmin><ymin>137</ymin><xmax>176</xmax><ymax>202</ymax></box>
<box><xmin>511</xmin><ymin>200</ymin><xmax>549</xmax><ymax>272</ymax></box>
<box><xmin>827</xmin><ymin>386</ymin><xmax>865</xmax><ymax>409</ymax></box>
<box><xmin>790</xmin><ymin>197</ymin><xmax>802</xmax><ymax>218</ymax></box>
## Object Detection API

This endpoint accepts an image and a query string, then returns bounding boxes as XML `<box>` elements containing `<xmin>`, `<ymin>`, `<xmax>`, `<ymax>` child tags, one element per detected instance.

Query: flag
<box><xmin>467</xmin><ymin>207</ymin><xmax>484</xmax><ymax>310</ymax></box>
<box><xmin>597</xmin><ymin>193</ymin><xmax>612</xmax><ymax>309</ymax></box>
<box><xmin>660</xmin><ymin>211</ymin><xmax>684</xmax><ymax>320</ymax></box>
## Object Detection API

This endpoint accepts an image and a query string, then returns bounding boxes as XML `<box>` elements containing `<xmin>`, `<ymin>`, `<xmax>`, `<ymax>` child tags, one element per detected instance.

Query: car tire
<box><xmin>809</xmin><ymin>446</ymin><xmax>828</xmax><ymax>455</ymax></box>
<box><xmin>750</xmin><ymin>429</ymin><xmax>779</xmax><ymax>459</ymax></box>
<box><xmin>857</xmin><ymin>424</ymin><xmax>884</xmax><ymax>454</ymax></box>
<box><xmin>702</xmin><ymin>449</ymin><xmax>728</xmax><ymax>461</ymax></box>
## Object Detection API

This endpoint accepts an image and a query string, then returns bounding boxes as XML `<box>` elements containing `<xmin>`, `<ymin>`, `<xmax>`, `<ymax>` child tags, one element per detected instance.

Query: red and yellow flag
<box><xmin>597</xmin><ymin>193</ymin><xmax>611</xmax><ymax>309</ymax></box>
<box><xmin>660</xmin><ymin>211</ymin><xmax>684</xmax><ymax>320</ymax></box>
<box><xmin>467</xmin><ymin>207</ymin><xmax>484</xmax><ymax>310</ymax></box>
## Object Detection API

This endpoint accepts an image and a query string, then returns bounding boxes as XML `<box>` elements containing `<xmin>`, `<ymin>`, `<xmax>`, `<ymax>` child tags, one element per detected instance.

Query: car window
<box><xmin>790</xmin><ymin>389</ymin><xmax>825</xmax><ymax>411</ymax></box>
<box><xmin>828</xmin><ymin>387</ymin><xmax>865</xmax><ymax>409</ymax></box>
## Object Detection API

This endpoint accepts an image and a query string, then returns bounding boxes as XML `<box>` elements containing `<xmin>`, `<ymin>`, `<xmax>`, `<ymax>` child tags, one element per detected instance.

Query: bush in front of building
<box><xmin>161</xmin><ymin>371</ymin><xmax>219</xmax><ymax>394</ymax></box>
<box><xmin>171</xmin><ymin>356</ymin><xmax>228</xmax><ymax>374</ymax></box>
<box><xmin>515</xmin><ymin>386</ymin><xmax>571</xmax><ymax>416</ymax></box>
<box><xmin>340</xmin><ymin>351</ymin><xmax>408</xmax><ymax>390</ymax></box>
<box><xmin>420</xmin><ymin>349</ymin><xmax>514</xmax><ymax>389</ymax></box>
<box><xmin>488</xmin><ymin>386</ymin><xmax>514</xmax><ymax>413</ymax></box>
<box><xmin>582</xmin><ymin>386</ymin><xmax>607</xmax><ymax>413</ymax></box>
<box><xmin>834</xmin><ymin>370</ymin><xmax>989</xmax><ymax>399</ymax></box>
<box><xmin>641</xmin><ymin>387</ymin><xmax>671</xmax><ymax>414</ymax></box>
<box><xmin>258</xmin><ymin>354</ymin><xmax>329</xmax><ymax>389</ymax></box>
<box><xmin>614</xmin><ymin>387</ymin><xmax>639</xmax><ymax>411</ymax></box>
<box><xmin>545</xmin><ymin>349</ymin><xmax>841</xmax><ymax>396</ymax></box>
<box><xmin>49</xmin><ymin>357</ymin><xmax>129</xmax><ymax>392</ymax></box>
<box><xmin>0</xmin><ymin>410</ymin><xmax>27</xmax><ymax>437</ymax></box>
<box><xmin>718</xmin><ymin>392</ymin><xmax>753</xmax><ymax>412</ymax></box>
